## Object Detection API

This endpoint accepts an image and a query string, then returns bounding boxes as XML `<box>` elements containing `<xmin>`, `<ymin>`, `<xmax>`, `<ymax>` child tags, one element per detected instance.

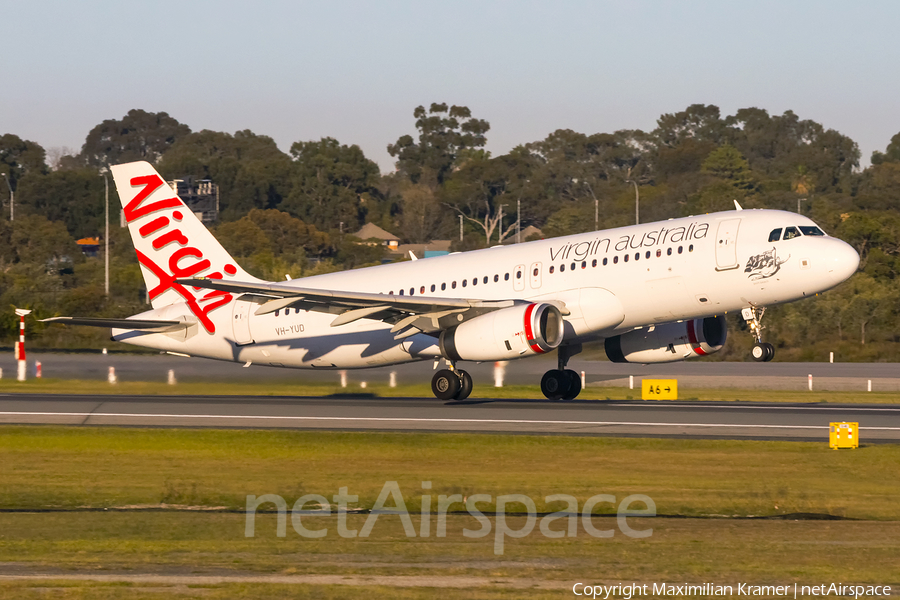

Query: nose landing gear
<box><xmin>743</xmin><ymin>306</ymin><xmax>774</xmax><ymax>362</ymax></box>
<box><xmin>541</xmin><ymin>343</ymin><xmax>583</xmax><ymax>400</ymax></box>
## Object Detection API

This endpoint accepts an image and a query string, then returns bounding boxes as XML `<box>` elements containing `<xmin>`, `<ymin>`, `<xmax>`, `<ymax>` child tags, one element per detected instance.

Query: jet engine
<box><xmin>604</xmin><ymin>316</ymin><xmax>726</xmax><ymax>364</ymax></box>
<box><xmin>440</xmin><ymin>303</ymin><xmax>564</xmax><ymax>362</ymax></box>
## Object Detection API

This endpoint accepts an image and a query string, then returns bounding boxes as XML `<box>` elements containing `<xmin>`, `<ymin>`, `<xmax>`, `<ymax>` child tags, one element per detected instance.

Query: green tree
<box><xmin>78</xmin><ymin>109</ymin><xmax>191</xmax><ymax>168</ymax></box>
<box><xmin>701</xmin><ymin>145</ymin><xmax>755</xmax><ymax>190</ymax></box>
<box><xmin>159</xmin><ymin>130</ymin><xmax>293</xmax><ymax>220</ymax></box>
<box><xmin>388</xmin><ymin>103</ymin><xmax>490</xmax><ymax>185</ymax></box>
<box><xmin>246</xmin><ymin>208</ymin><xmax>331</xmax><ymax>258</ymax></box>
<box><xmin>0</xmin><ymin>134</ymin><xmax>47</xmax><ymax>201</ymax></box>
<box><xmin>871</xmin><ymin>132</ymin><xmax>900</xmax><ymax>165</ymax></box>
<box><xmin>16</xmin><ymin>168</ymin><xmax>105</xmax><ymax>238</ymax></box>
<box><xmin>283</xmin><ymin>137</ymin><xmax>380</xmax><ymax>232</ymax></box>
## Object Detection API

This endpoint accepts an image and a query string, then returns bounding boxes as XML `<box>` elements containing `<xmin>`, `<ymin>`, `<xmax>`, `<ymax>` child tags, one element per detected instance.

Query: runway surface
<box><xmin>1</xmin><ymin>393</ymin><xmax>899</xmax><ymax>441</ymax></box>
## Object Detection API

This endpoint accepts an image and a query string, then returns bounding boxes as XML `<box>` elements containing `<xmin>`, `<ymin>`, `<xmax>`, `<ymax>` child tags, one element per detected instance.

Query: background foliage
<box><xmin>2</xmin><ymin>103</ymin><xmax>899</xmax><ymax>359</ymax></box>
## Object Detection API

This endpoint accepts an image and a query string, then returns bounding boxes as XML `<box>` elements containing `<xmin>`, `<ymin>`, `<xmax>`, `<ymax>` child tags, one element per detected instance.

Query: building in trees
<box><xmin>167</xmin><ymin>177</ymin><xmax>219</xmax><ymax>223</ymax></box>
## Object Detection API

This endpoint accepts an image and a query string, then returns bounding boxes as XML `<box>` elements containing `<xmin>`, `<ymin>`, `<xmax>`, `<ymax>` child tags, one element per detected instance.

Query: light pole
<box><xmin>101</xmin><ymin>171</ymin><xmax>110</xmax><ymax>295</ymax></box>
<box><xmin>626</xmin><ymin>179</ymin><xmax>639</xmax><ymax>225</ymax></box>
<box><xmin>1</xmin><ymin>173</ymin><xmax>13</xmax><ymax>221</ymax></box>
<box><xmin>516</xmin><ymin>198</ymin><xmax>521</xmax><ymax>243</ymax></box>
<box><xmin>459</xmin><ymin>214</ymin><xmax>463</xmax><ymax>242</ymax></box>
<box><xmin>797</xmin><ymin>197</ymin><xmax>807</xmax><ymax>214</ymax></box>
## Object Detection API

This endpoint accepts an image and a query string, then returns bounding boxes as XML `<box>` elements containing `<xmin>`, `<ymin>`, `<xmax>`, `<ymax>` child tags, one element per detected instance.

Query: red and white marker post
<box><xmin>14</xmin><ymin>308</ymin><xmax>32</xmax><ymax>382</ymax></box>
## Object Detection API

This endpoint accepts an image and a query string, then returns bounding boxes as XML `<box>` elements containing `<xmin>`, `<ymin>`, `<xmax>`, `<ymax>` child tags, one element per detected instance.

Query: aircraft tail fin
<box><xmin>110</xmin><ymin>161</ymin><xmax>258</xmax><ymax>311</ymax></box>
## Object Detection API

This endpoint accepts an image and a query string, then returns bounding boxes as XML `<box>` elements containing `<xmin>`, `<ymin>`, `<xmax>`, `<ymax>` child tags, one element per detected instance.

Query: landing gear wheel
<box><xmin>432</xmin><ymin>369</ymin><xmax>461</xmax><ymax>400</ymax></box>
<box><xmin>751</xmin><ymin>343</ymin><xmax>767</xmax><ymax>362</ymax></box>
<box><xmin>541</xmin><ymin>369</ymin><xmax>570</xmax><ymax>401</ymax></box>
<box><xmin>751</xmin><ymin>342</ymin><xmax>775</xmax><ymax>362</ymax></box>
<box><xmin>456</xmin><ymin>370</ymin><xmax>473</xmax><ymax>400</ymax></box>
<box><xmin>562</xmin><ymin>369</ymin><xmax>582</xmax><ymax>400</ymax></box>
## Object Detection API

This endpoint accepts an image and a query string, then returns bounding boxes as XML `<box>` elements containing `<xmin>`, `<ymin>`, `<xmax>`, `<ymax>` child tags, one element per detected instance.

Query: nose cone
<box><xmin>827</xmin><ymin>239</ymin><xmax>860</xmax><ymax>284</ymax></box>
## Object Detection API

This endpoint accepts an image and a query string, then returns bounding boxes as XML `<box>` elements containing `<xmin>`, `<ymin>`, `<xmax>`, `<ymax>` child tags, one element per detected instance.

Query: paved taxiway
<box><xmin>3</xmin><ymin>352</ymin><xmax>900</xmax><ymax>391</ymax></box>
<box><xmin>1</xmin><ymin>394</ymin><xmax>898</xmax><ymax>441</ymax></box>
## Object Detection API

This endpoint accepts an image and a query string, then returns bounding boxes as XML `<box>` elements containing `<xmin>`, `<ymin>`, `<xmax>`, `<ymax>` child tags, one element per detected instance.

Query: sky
<box><xmin>2</xmin><ymin>0</ymin><xmax>899</xmax><ymax>172</ymax></box>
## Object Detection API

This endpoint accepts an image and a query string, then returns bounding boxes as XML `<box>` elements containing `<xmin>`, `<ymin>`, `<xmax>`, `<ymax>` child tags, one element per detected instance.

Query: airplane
<box><xmin>44</xmin><ymin>161</ymin><xmax>860</xmax><ymax>401</ymax></box>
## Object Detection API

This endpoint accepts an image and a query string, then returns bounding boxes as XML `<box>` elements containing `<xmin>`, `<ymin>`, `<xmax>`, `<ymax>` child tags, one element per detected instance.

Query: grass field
<box><xmin>0</xmin><ymin>426</ymin><xmax>898</xmax><ymax>597</ymax></box>
<box><xmin>1</xmin><ymin>377</ymin><xmax>899</xmax><ymax>404</ymax></box>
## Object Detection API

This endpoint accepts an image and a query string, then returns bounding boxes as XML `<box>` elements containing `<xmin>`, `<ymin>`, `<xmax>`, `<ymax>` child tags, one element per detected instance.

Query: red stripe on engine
<box><xmin>523</xmin><ymin>303</ymin><xmax>544</xmax><ymax>354</ymax></box>
<box><xmin>686</xmin><ymin>319</ymin><xmax>707</xmax><ymax>356</ymax></box>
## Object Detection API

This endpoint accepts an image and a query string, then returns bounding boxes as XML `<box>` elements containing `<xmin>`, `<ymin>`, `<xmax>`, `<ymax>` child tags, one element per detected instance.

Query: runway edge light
<box><xmin>829</xmin><ymin>422</ymin><xmax>859</xmax><ymax>449</ymax></box>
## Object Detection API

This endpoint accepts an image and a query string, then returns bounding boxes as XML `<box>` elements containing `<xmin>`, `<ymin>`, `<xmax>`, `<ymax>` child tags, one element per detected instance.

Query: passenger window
<box><xmin>592</xmin><ymin>259</ymin><xmax>597</xmax><ymax>267</ymax></box>
<box><xmin>420</xmin><ymin>286</ymin><xmax>425</xmax><ymax>294</ymax></box>
<box><xmin>430</xmin><ymin>284</ymin><xmax>435</xmax><ymax>292</ymax></box>
<box><xmin>624</xmin><ymin>254</ymin><xmax>629</xmax><ymax>262</ymax></box>
<box><xmin>533</xmin><ymin>267</ymin><xmax>539</xmax><ymax>276</ymax></box>
<box><xmin>613</xmin><ymin>256</ymin><xmax>619</xmax><ymax>264</ymax></box>
<box><xmin>678</xmin><ymin>246</ymin><xmax>683</xmax><ymax>254</ymax></box>
<box><xmin>472</xmin><ymin>278</ymin><xmax>477</xmax><ymax>286</ymax></box>
<box><xmin>275</xmin><ymin>310</ymin><xmax>280</xmax><ymax>317</ymax></box>
<box><xmin>634</xmin><ymin>253</ymin><xmax>640</xmax><ymax>261</ymax></box>
<box><xmin>493</xmin><ymin>274</ymin><xmax>499</xmax><ymax>282</ymax></box>
<box><xmin>504</xmin><ymin>273</ymin><xmax>510</xmax><ymax>281</ymax></box>
<box><xmin>452</xmin><ymin>281</ymin><xmax>457</xmax><ymax>289</ymax></box>
<box><xmin>399</xmin><ymin>289</ymin><xmax>404</xmax><ymax>295</ymax></box>
<box><xmin>799</xmin><ymin>226</ymin><xmax>825</xmax><ymax>236</ymax></box>
<box><xmin>441</xmin><ymin>283</ymin><xmax>446</xmax><ymax>291</ymax></box>
<box><xmin>550</xmin><ymin>266</ymin><xmax>555</xmax><ymax>274</ymax></box>
<box><xmin>667</xmin><ymin>248</ymin><xmax>672</xmax><ymax>256</ymax></box>
<box><xmin>570</xmin><ymin>262</ymin><xmax>576</xmax><ymax>271</ymax></box>
<box><xmin>410</xmin><ymin>288</ymin><xmax>415</xmax><ymax>295</ymax></box>
<box><xmin>560</xmin><ymin>264</ymin><xmax>566</xmax><ymax>272</ymax></box>
<box><xmin>645</xmin><ymin>251</ymin><xmax>650</xmax><ymax>259</ymax></box>
<box><xmin>603</xmin><ymin>258</ymin><xmax>608</xmax><ymax>266</ymax></box>
<box><xmin>783</xmin><ymin>226</ymin><xmax>801</xmax><ymax>240</ymax></box>
<box><xmin>462</xmin><ymin>280</ymin><xmax>467</xmax><ymax>287</ymax></box>
<box><xmin>581</xmin><ymin>261</ymin><xmax>586</xmax><ymax>269</ymax></box>
<box><xmin>483</xmin><ymin>276</ymin><xmax>488</xmax><ymax>284</ymax></box>
<box><xmin>656</xmin><ymin>250</ymin><xmax>661</xmax><ymax>257</ymax></box>
<box><xmin>516</xmin><ymin>270</ymin><xmax>522</xmax><ymax>279</ymax></box>
<box><xmin>689</xmin><ymin>244</ymin><xmax>694</xmax><ymax>252</ymax></box>
<box><xmin>389</xmin><ymin>291</ymin><xmax>393</xmax><ymax>295</ymax></box>
<box><xmin>768</xmin><ymin>228</ymin><xmax>782</xmax><ymax>242</ymax></box>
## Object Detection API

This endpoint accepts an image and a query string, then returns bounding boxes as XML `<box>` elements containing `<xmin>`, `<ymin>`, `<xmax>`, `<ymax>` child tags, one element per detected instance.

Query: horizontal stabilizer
<box><xmin>41</xmin><ymin>317</ymin><xmax>188</xmax><ymax>332</ymax></box>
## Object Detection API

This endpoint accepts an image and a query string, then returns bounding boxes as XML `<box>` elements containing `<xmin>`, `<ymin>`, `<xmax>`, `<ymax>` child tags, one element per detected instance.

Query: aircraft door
<box><xmin>530</xmin><ymin>262</ymin><xmax>542</xmax><ymax>289</ymax></box>
<box><xmin>514</xmin><ymin>264</ymin><xmax>525</xmax><ymax>292</ymax></box>
<box><xmin>715</xmin><ymin>218</ymin><xmax>741</xmax><ymax>271</ymax></box>
<box><xmin>232</xmin><ymin>295</ymin><xmax>254</xmax><ymax>346</ymax></box>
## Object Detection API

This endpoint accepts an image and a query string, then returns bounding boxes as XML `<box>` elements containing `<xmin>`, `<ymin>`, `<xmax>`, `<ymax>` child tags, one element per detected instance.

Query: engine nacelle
<box><xmin>440</xmin><ymin>303</ymin><xmax>564</xmax><ymax>362</ymax></box>
<box><xmin>605</xmin><ymin>316</ymin><xmax>726</xmax><ymax>364</ymax></box>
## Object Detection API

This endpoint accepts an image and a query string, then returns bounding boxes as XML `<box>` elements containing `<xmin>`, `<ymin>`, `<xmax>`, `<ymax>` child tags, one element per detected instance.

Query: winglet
<box><xmin>733</xmin><ymin>199</ymin><xmax>743</xmax><ymax>211</ymax></box>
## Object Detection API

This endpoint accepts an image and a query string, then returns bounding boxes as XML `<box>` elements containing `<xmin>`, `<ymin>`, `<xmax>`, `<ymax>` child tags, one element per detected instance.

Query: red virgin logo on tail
<box><xmin>126</xmin><ymin>174</ymin><xmax>237</xmax><ymax>334</ymax></box>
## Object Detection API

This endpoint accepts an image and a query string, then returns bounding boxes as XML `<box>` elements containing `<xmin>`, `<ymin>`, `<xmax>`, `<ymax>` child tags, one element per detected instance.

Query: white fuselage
<box><xmin>114</xmin><ymin>209</ymin><xmax>859</xmax><ymax>369</ymax></box>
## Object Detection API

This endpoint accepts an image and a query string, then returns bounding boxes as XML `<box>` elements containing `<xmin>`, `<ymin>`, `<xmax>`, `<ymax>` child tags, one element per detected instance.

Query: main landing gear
<box><xmin>431</xmin><ymin>365</ymin><xmax>473</xmax><ymax>401</ymax></box>
<box><xmin>541</xmin><ymin>344</ymin><xmax>583</xmax><ymax>401</ymax></box>
<box><xmin>743</xmin><ymin>306</ymin><xmax>775</xmax><ymax>362</ymax></box>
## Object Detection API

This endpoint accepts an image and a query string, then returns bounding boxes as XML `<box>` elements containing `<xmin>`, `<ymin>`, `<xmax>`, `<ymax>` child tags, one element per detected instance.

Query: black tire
<box><xmin>762</xmin><ymin>342</ymin><xmax>775</xmax><ymax>362</ymax></box>
<box><xmin>751</xmin><ymin>343</ymin><xmax>767</xmax><ymax>362</ymax></box>
<box><xmin>432</xmin><ymin>369</ymin><xmax>461</xmax><ymax>400</ymax></box>
<box><xmin>456</xmin><ymin>370</ymin><xmax>473</xmax><ymax>400</ymax></box>
<box><xmin>540</xmin><ymin>369</ymin><xmax>570</xmax><ymax>401</ymax></box>
<box><xmin>562</xmin><ymin>369</ymin><xmax>582</xmax><ymax>400</ymax></box>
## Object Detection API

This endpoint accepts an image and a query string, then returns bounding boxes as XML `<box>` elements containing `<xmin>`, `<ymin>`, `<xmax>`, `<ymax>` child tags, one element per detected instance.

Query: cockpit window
<box><xmin>768</xmin><ymin>228</ymin><xmax>782</xmax><ymax>242</ymax></box>
<box><xmin>799</xmin><ymin>226</ymin><xmax>825</xmax><ymax>236</ymax></box>
<box><xmin>783</xmin><ymin>226</ymin><xmax>801</xmax><ymax>240</ymax></box>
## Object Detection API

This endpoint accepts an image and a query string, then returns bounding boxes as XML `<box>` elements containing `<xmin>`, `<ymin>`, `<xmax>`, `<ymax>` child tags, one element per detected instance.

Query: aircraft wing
<box><xmin>177</xmin><ymin>277</ymin><xmax>558</xmax><ymax>338</ymax></box>
<box><xmin>41</xmin><ymin>316</ymin><xmax>190</xmax><ymax>333</ymax></box>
